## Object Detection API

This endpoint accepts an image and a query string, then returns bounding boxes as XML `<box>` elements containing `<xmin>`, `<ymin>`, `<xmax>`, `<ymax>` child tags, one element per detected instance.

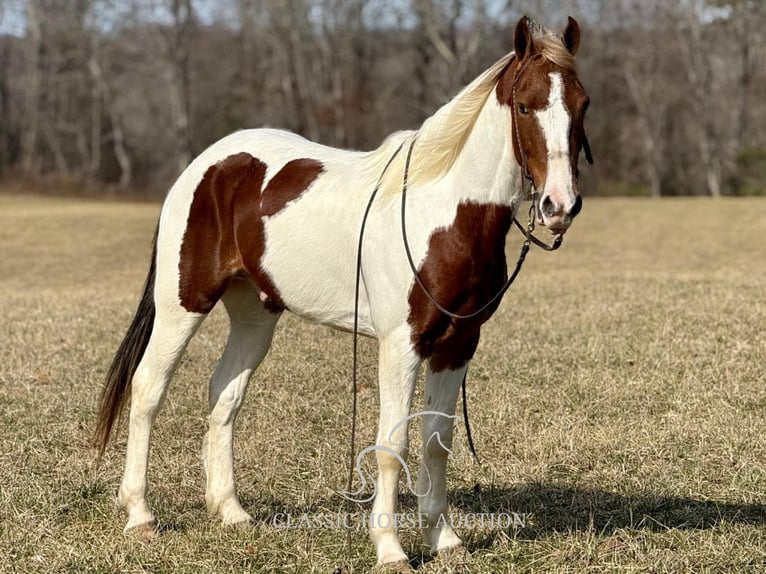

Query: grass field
<box><xmin>0</xmin><ymin>194</ymin><xmax>764</xmax><ymax>573</ymax></box>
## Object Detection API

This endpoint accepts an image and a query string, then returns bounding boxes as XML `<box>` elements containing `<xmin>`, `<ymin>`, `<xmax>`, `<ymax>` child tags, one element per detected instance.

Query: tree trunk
<box><xmin>0</xmin><ymin>38</ymin><xmax>10</xmax><ymax>174</ymax></box>
<box><xmin>676</xmin><ymin>7</ymin><xmax>721</xmax><ymax>197</ymax></box>
<box><xmin>88</xmin><ymin>55</ymin><xmax>102</xmax><ymax>179</ymax></box>
<box><xmin>284</xmin><ymin>3</ymin><xmax>320</xmax><ymax>142</ymax></box>
<box><xmin>20</xmin><ymin>0</ymin><xmax>43</xmax><ymax>175</ymax></box>
<box><xmin>168</xmin><ymin>0</ymin><xmax>194</xmax><ymax>173</ymax></box>
<box><xmin>89</xmin><ymin>53</ymin><xmax>132</xmax><ymax>189</ymax></box>
<box><xmin>623</xmin><ymin>64</ymin><xmax>664</xmax><ymax>198</ymax></box>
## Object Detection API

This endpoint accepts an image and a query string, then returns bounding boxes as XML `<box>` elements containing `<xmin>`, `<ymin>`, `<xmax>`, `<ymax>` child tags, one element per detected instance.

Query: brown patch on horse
<box><xmin>260</xmin><ymin>158</ymin><xmax>324</xmax><ymax>215</ymax></box>
<box><xmin>235</xmin><ymin>158</ymin><xmax>325</xmax><ymax>312</ymax></box>
<box><xmin>496</xmin><ymin>55</ymin><xmax>589</xmax><ymax>190</ymax></box>
<box><xmin>407</xmin><ymin>202</ymin><xmax>512</xmax><ymax>372</ymax></box>
<box><xmin>564</xmin><ymin>79</ymin><xmax>590</xmax><ymax>175</ymax></box>
<box><xmin>179</xmin><ymin>153</ymin><xmax>324</xmax><ymax>314</ymax></box>
<box><xmin>496</xmin><ymin>55</ymin><xmax>548</xmax><ymax>188</ymax></box>
<box><xmin>179</xmin><ymin>153</ymin><xmax>265</xmax><ymax>314</ymax></box>
<box><xmin>495</xmin><ymin>16</ymin><xmax>589</xmax><ymax>190</ymax></box>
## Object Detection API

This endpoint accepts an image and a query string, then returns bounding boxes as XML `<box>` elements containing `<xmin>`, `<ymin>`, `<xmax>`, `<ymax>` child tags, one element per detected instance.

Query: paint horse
<box><xmin>95</xmin><ymin>15</ymin><xmax>590</xmax><ymax>569</ymax></box>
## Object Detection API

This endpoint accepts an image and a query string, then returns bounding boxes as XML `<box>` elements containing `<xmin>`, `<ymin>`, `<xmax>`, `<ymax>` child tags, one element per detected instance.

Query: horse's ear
<box><xmin>563</xmin><ymin>16</ymin><xmax>581</xmax><ymax>56</ymax></box>
<box><xmin>514</xmin><ymin>16</ymin><xmax>534</xmax><ymax>60</ymax></box>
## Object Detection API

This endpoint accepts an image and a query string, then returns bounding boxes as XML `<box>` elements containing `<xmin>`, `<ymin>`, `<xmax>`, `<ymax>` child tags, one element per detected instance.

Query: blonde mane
<box><xmin>530</xmin><ymin>21</ymin><xmax>576</xmax><ymax>71</ymax></box>
<box><xmin>365</xmin><ymin>52</ymin><xmax>512</xmax><ymax>201</ymax></box>
<box><xmin>366</xmin><ymin>21</ymin><xmax>573</xmax><ymax>200</ymax></box>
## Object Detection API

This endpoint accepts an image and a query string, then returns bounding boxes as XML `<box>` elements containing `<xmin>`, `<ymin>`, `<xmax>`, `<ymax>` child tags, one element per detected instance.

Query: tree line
<box><xmin>0</xmin><ymin>0</ymin><xmax>763</xmax><ymax>197</ymax></box>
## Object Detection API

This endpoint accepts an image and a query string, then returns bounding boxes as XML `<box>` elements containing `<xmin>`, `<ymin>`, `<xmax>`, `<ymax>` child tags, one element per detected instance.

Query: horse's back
<box><xmin>168</xmin><ymin>129</ymin><xmax>360</xmax><ymax>199</ymax></box>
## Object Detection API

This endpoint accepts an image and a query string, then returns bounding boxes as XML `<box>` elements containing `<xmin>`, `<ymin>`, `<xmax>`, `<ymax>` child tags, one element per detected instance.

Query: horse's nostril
<box><xmin>541</xmin><ymin>195</ymin><xmax>557</xmax><ymax>218</ymax></box>
<box><xmin>570</xmin><ymin>195</ymin><xmax>583</xmax><ymax>219</ymax></box>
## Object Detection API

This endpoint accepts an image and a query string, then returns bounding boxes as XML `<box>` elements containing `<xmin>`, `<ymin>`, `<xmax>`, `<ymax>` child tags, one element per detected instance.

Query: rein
<box><xmin>346</xmin><ymin>140</ymin><xmax>405</xmax><ymax>554</ymax></box>
<box><xmin>344</xmin><ymin>56</ymin><xmax>564</xmax><ymax>557</ymax></box>
<box><xmin>400</xmin><ymin>137</ymin><xmax>560</xmax><ymax>324</ymax></box>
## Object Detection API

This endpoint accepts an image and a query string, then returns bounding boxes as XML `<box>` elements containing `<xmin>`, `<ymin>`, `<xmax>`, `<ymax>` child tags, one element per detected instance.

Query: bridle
<box><xmin>508</xmin><ymin>51</ymin><xmax>593</xmax><ymax>250</ymax></box>
<box><xmin>509</xmin><ymin>55</ymin><xmax>564</xmax><ymax>253</ymax></box>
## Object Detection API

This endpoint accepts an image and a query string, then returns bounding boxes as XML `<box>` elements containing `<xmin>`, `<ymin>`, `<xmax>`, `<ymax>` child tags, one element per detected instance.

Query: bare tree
<box><xmin>20</xmin><ymin>0</ymin><xmax>42</xmax><ymax>175</ymax></box>
<box><xmin>166</xmin><ymin>0</ymin><xmax>195</xmax><ymax>173</ymax></box>
<box><xmin>675</xmin><ymin>0</ymin><xmax>722</xmax><ymax>197</ymax></box>
<box><xmin>88</xmin><ymin>51</ymin><xmax>132</xmax><ymax>188</ymax></box>
<box><xmin>1</xmin><ymin>0</ymin><xmax>765</xmax><ymax>196</ymax></box>
<box><xmin>0</xmin><ymin>31</ymin><xmax>12</xmax><ymax>174</ymax></box>
<box><xmin>269</xmin><ymin>0</ymin><xmax>322</xmax><ymax>142</ymax></box>
<box><xmin>619</xmin><ymin>0</ymin><xmax>674</xmax><ymax>198</ymax></box>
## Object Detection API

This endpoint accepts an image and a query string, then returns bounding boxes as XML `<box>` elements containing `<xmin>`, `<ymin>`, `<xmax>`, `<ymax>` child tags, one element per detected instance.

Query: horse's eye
<box><xmin>518</xmin><ymin>103</ymin><xmax>528</xmax><ymax>115</ymax></box>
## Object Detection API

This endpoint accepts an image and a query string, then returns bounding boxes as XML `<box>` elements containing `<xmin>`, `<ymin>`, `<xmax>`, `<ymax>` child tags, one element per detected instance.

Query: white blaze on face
<box><xmin>534</xmin><ymin>72</ymin><xmax>576</xmax><ymax>224</ymax></box>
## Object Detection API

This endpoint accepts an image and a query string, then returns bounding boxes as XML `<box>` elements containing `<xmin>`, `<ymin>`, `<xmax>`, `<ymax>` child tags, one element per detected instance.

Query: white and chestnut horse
<box><xmin>95</xmin><ymin>16</ymin><xmax>590</xmax><ymax>568</ymax></box>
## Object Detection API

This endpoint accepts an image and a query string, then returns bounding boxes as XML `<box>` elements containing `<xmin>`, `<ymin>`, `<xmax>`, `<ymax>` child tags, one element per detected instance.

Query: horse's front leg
<box><xmin>417</xmin><ymin>361</ymin><xmax>467</xmax><ymax>555</ymax></box>
<box><xmin>369</xmin><ymin>329</ymin><xmax>421</xmax><ymax>567</ymax></box>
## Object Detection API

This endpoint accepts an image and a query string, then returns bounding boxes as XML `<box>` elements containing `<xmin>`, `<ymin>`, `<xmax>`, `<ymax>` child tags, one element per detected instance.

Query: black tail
<box><xmin>94</xmin><ymin>227</ymin><xmax>158</xmax><ymax>456</ymax></box>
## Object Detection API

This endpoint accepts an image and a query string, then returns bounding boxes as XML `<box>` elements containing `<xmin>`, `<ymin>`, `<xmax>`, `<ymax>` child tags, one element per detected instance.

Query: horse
<box><xmin>94</xmin><ymin>15</ymin><xmax>591</xmax><ymax>569</ymax></box>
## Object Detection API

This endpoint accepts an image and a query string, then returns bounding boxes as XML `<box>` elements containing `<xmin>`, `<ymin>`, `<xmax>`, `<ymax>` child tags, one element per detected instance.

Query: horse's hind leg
<box><xmin>202</xmin><ymin>278</ymin><xmax>280</xmax><ymax>525</ymax></box>
<box><xmin>118</xmin><ymin>305</ymin><xmax>205</xmax><ymax>532</ymax></box>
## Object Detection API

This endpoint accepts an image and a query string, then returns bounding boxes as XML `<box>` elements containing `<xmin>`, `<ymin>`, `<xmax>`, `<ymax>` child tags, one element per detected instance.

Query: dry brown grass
<box><xmin>0</xmin><ymin>193</ymin><xmax>765</xmax><ymax>573</ymax></box>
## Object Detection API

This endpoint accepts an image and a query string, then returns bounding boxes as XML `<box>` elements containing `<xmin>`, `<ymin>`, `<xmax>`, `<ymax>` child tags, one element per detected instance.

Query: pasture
<box><xmin>0</xmin><ymin>194</ymin><xmax>764</xmax><ymax>573</ymax></box>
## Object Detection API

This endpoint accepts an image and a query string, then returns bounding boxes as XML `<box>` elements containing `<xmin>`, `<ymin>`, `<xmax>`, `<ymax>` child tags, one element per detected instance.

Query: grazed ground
<box><xmin>0</xmin><ymin>194</ymin><xmax>764</xmax><ymax>573</ymax></box>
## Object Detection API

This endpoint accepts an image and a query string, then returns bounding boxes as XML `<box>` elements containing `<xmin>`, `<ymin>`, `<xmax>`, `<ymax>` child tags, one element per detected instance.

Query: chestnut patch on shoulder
<box><xmin>178</xmin><ymin>153</ymin><xmax>324</xmax><ymax>314</ymax></box>
<box><xmin>408</xmin><ymin>202</ymin><xmax>512</xmax><ymax>372</ymax></box>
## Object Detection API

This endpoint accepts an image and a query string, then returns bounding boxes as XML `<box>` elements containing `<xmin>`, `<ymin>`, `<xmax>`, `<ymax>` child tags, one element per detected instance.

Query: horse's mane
<box><xmin>528</xmin><ymin>18</ymin><xmax>576</xmax><ymax>71</ymax></box>
<box><xmin>365</xmin><ymin>53</ymin><xmax>512</xmax><ymax>200</ymax></box>
<box><xmin>366</xmin><ymin>19</ymin><xmax>573</xmax><ymax>201</ymax></box>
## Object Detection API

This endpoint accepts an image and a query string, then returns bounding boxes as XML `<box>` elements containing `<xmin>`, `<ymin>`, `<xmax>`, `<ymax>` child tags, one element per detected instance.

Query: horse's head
<box><xmin>496</xmin><ymin>16</ymin><xmax>592</xmax><ymax>235</ymax></box>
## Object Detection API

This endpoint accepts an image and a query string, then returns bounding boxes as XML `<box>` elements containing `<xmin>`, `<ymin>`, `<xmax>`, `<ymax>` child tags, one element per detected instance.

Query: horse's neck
<box><xmin>409</xmin><ymin>94</ymin><xmax>521</xmax><ymax>270</ymax></box>
<box><xmin>444</xmin><ymin>93</ymin><xmax>522</xmax><ymax>208</ymax></box>
<box><xmin>400</xmin><ymin>96</ymin><xmax>520</xmax><ymax>319</ymax></box>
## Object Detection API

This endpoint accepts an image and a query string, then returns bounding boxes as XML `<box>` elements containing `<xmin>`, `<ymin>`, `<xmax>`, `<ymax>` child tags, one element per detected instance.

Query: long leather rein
<box><xmin>344</xmin><ymin>56</ymin><xmax>569</xmax><ymax>555</ymax></box>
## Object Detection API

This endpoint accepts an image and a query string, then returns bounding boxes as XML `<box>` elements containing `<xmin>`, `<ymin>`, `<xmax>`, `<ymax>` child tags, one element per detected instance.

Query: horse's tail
<box><xmin>93</xmin><ymin>226</ymin><xmax>158</xmax><ymax>456</ymax></box>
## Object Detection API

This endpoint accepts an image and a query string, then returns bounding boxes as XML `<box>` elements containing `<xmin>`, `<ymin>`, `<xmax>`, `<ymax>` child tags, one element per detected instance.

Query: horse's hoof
<box><xmin>216</xmin><ymin>499</ymin><xmax>253</xmax><ymax>527</ymax></box>
<box><xmin>434</xmin><ymin>545</ymin><xmax>470</xmax><ymax>569</ymax></box>
<box><xmin>225</xmin><ymin>518</ymin><xmax>253</xmax><ymax>530</ymax></box>
<box><xmin>126</xmin><ymin>521</ymin><xmax>158</xmax><ymax>543</ymax></box>
<box><xmin>374</xmin><ymin>559</ymin><xmax>415</xmax><ymax>573</ymax></box>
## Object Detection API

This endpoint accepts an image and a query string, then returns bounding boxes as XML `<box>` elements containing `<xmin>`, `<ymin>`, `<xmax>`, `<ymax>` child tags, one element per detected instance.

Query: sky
<box><xmin>0</xmin><ymin>0</ymin><xmax>735</xmax><ymax>38</ymax></box>
<box><xmin>0</xmin><ymin>0</ymin><xmax>25</xmax><ymax>35</ymax></box>
<box><xmin>0</xmin><ymin>0</ymin><xmax>522</xmax><ymax>37</ymax></box>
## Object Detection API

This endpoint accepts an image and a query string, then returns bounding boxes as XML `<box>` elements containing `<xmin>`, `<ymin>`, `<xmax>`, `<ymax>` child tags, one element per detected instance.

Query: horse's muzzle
<box><xmin>540</xmin><ymin>194</ymin><xmax>582</xmax><ymax>234</ymax></box>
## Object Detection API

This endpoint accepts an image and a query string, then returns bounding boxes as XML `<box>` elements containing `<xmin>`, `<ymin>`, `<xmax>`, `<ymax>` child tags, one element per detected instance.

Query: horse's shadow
<box><xmin>401</xmin><ymin>482</ymin><xmax>766</xmax><ymax>569</ymax></box>
<box><xmin>214</xmin><ymin>482</ymin><xmax>766</xmax><ymax>570</ymax></box>
<box><xmin>446</xmin><ymin>481</ymin><xmax>766</xmax><ymax>542</ymax></box>
<box><xmin>244</xmin><ymin>480</ymin><xmax>765</xmax><ymax>539</ymax></box>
